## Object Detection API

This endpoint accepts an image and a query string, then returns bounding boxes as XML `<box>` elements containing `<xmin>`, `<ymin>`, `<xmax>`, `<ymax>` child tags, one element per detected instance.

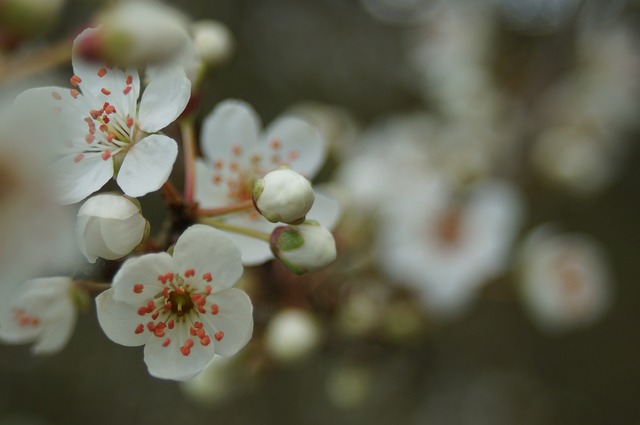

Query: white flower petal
<box><xmin>200</xmin><ymin>99</ymin><xmax>261</xmax><ymax>163</ymax></box>
<box><xmin>75</xmin><ymin>216</ymin><xmax>98</xmax><ymax>263</ymax></box>
<box><xmin>72</xmin><ymin>27</ymin><xmax>140</xmax><ymax>118</ymax></box>
<box><xmin>225</xmin><ymin>214</ymin><xmax>278</xmax><ymax>266</ymax></box>
<box><xmin>111</xmin><ymin>253</ymin><xmax>174</xmax><ymax>304</ymax></box>
<box><xmin>172</xmin><ymin>225</ymin><xmax>243</xmax><ymax>293</ymax></box>
<box><xmin>77</xmin><ymin>216</ymin><xmax>119</xmax><ymax>262</ymax></box>
<box><xmin>260</xmin><ymin>115</ymin><xmax>326</xmax><ymax>179</ymax></box>
<box><xmin>137</xmin><ymin>62</ymin><xmax>191</xmax><ymax>133</ymax></box>
<box><xmin>13</xmin><ymin>86</ymin><xmax>91</xmax><ymax>150</ymax></box>
<box><xmin>77</xmin><ymin>193</ymin><xmax>139</xmax><ymax>220</ymax></box>
<box><xmin>95</xmin><ymin>289</ymin><xmax>149</xmax><ymax>347</ymax></box>
<box><xmin>0</xmin><ymin>277</ymin><xmax>76</xmax><ymax>354</ymax></box>
<box><xmin>144</xmin><ymin>321</ymin><xmax>216</xmax><ymax>381</ymax></box>
<box><xmin>100</xmin><ymin>214</ymin><xmax>146</xmax><ymax>256</ymax></box>
<box><xmin>222</xmin><ymin>233</ymin><xmax>274</xmax><ymax>266</ymax></box>
<box><xmin>31</xmin><ymin>302</ymin><xmax>76</xmax><ymax>355</ymax></box>
<box><xmin>201</xmin><ymin>288</ymin><xmax>253</xmax><ymax>357</ymax></box>
<box><xmin>194</xmin><ymin>158</ymin><xmax>231</xmax><ymax>209</ymax></box>
<box><xmin>117</xmin><ymin>134</ymin><xmax>178</xmax><ymax>197</ymax></box>
<box><xmin>307</xmin><ymin>190</ymin><xmax>342</xmax><ymax>230</ymax></box>
<box><xmin>51</xmin><ymin>153</ymin><xmax>114</xmax><ymax>205</ymax></box>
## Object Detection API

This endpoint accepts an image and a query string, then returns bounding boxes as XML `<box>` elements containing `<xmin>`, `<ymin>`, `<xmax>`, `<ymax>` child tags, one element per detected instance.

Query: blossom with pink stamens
<box><xmin>0</xmin><ymin>277</ymin><xmax>78</xmax><ymax>355</ymax></box>
<box><xmin>15</xmin><ymin>27</ymin><xmax>191</xmax><ymax>204</ymax></box>
<box><xmin>195</xmin><ymin>100</ymin><xmax>341</xmax><ymax>265</ymax></box>
<box><xmin>95</xmin><ymin>225</ymin><xmax>253</xmax><ymax>381</ymax></box>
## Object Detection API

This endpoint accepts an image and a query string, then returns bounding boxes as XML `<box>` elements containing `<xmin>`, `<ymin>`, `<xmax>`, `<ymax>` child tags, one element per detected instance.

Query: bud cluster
<box><xmin>252</xmin><ymin>167</ymin><xmax>336</xmax><ymax>274</ymax></box>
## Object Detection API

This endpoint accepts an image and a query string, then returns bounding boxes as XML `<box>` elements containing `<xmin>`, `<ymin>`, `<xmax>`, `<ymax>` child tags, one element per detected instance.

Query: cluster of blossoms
<box><xmin>0</xmin><ymin>0</ymin><xmax>631</xmax><ymax>411</ymax></box>
<box><xmin>0</xmin><ymin>9</ymin><xmax>339</xmax><ymax>382</ymax></box>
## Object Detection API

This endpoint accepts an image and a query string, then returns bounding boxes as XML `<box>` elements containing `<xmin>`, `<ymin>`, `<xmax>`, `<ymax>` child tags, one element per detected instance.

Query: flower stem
<box><xmin>180</xmin><ymin>118</ymin><xmax>197</xmax><ymax>204</ymax></box>
<box><xmin>0</xmin><ymin>38</ymin><xmax>71</xmax><ymax>83</ymax></box>
<box><xmin>199</xmin><ymin>218</ymin><xmax>271</xmax><ymax>242</ymax></box>
<box><xmin>161</xmin><ymin>181</ymin><xmax>183</xmax><ymax>205</ymax></box>
<box><xmin>196</xmin><ymin>200</ymin><xmax>256</xmax><ymax>217</ymax></box>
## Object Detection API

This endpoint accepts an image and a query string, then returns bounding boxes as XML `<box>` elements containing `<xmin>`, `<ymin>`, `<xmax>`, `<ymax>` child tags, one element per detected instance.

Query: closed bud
<box><xmin>76</xmin><ymin>194</ymin><xmax>148</xmax><ymax>263</ymax></box>
<box><xmin>265</xmin><ymin>309</ymin><xmax>322</xmax><ymax>363</ymax></box>
<box><xmin>270</xmin><ymin>221</ymin><xmax>336</xmax><ymax>274</ymax></box>
<box><xmin>253</xmin><ymin>167</ymin><xmax>315</xmax><ymax>224</ymax></box>
<box><xmin>95</xmin><ymin>0</ymin><xmax>190</xmax><ymax>64</ymax></box>
<box><xmin>191</xmin><ymin>20</ymin><xmax>234</xmax><ymax>66</ymax></box>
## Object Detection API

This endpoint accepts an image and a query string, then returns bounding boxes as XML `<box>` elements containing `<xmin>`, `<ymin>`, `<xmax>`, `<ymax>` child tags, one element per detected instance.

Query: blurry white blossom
<box><xmin>518</xmin><ymin>226</ymin><xmax>612</xmax><ymax>332</ymax></box>
<box><xmin>378</xmin><ymin>178</ymin><xmax>523</xmax><ymax>318</ymax></box>
<box><xmin>0</xmin><ymin>277</ymin><xmax>77</xmax><ymax>354</ymax></box>
<box><xmin>337</xmin><ymin>113</ymin><xmax>433</xmax><ymax>211</ymax></box>
<box><xmin>265</xmin><ymin>308</ymin><xmax>322</xmax><ymax>363</ymax></box>
<box><xmin>191</xmin><ymin>20</ymin><xmax>234</xmax><ymax>66</ymax></box>
<box><xmin>0</xmin><ymin>110</ymin><xmax>78</xmax><ymax>284</ymax></box>
<box><xmin>532</xmin><ymin>24</ymin><xmax>640</xmax><ymax>195</ymax></box>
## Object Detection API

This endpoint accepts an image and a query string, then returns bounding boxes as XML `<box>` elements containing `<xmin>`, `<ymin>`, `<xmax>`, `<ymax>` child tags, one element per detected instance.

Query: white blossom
<box><xmin>95</xmin><ymin>225</ymin><xmax>253</xmax><ymax>381</ymax></box>
<box><xmin>15</xmin><ymin>27</ymin><xmax>191</xmax><ymax>204</ymax></box>
<box><xmin>195</xmin><ymin>100</ymin><xmax>340</xmax><ymax>265</ymax></box>
<box><xmin>378</xmin><ymin>178</ymin><xmax>523</xmax><ymax>318</ymax></box>
<box><xmin>0</xmin><ymin>277</ymin><xmax>77</xmax><ymax>354</ymax></box>
<box><xmin>518</xmin><ymin>226</ymin><xmax>612</xmax><ymax>332</ymax></box>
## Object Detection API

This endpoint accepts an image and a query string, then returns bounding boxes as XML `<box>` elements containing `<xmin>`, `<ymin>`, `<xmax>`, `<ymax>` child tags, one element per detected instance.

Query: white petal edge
<box><xmin>144</xmin><ymin>321</ymin><xmax>216</xmax><ymax>381</ymax></box>
<box><xmin>307</xmin><ymin>190</ymin><xmax>342</xmax><ymax>230</ymax></box>
<box><xmin>95</xmin><ymin>289</ymin><xmax>150</xmax><ymax>347</ymax></box>
<box><xmin>260</xmin><ymin>115</ymin><xmax>326</xmax><ymax>179</ymax></box>
<box><xmin>137</xmin><ymin>62</ymin><xmax>191</xmax><ymax>133</ymax></box>
<box><xmin>202</xmin><ymin>288</ymin><xmax>253</xmax><ymax>357</ymax></box>
<box><xmin>172</xmin><ymin>225</ymin><xmax>243</xmax><ymax>293</ymax></box>
<box><xmin>52</xmin><ymin>153</ymin><xmax>114</xmax><ymax>205</ymax></box>
<box><xmin>100</xmin><ymin>214</ymin><xmax>146</xmax><ymax>256</ymax></box>
<box><xmin>200</xmin><ymin>99</ymin><xmax>261</xmax><ymax>163</ymax></box>
<box><xmin>31</xmin><ymin>301</ymin><xmax>77</xmax><ymax>355</ymax></box>
<box><xmin>78</xmin><ymin>194</ymin><xmax>139</xmax><ymax>220</ymax></box>
<box><xmin>111</xmin><ymin>252</ymin><xmax>175</xmax><ymax>304</ymax></box>
<box><xmin>117</xmin><ymin>134</ymin><xmax>178</xmax><ymax>197</ymax></box>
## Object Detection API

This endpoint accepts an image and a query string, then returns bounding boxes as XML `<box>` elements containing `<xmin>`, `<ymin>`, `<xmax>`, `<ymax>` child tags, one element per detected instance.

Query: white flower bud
<box><xmin>76</xmin><ymin>194</ymin><xmax>148</xmax><ymax>263</ymax></box>
<box><xmin>270</xmin><ymin>221</ymin><xmax>336</xmax><ymax>274</ymax></box>
<box><xmin>96</xmin><ymin>0</ymin><xmax>191</xmax><ymax>64</ymax></box>
<box><xmin>191</xmin><ymin>20</ymin><xmax>234</xmax><ymax>66</ymax></box>
<box><xmin>264</xmin><ymin>309</ymin><xmax>322</xmax><ymax>363</ymax></box>
<box><xmin>253</xmin><ymin>168</ymin><xmax>315</xmax><ymax>224</ymax></box>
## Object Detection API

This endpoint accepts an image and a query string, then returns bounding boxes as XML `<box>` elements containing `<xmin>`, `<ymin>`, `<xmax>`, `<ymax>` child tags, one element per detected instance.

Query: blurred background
<box><xmin>1</xmin><ymin>0</ymin><xmax>640</xmax><ymax>424</ymax></box>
